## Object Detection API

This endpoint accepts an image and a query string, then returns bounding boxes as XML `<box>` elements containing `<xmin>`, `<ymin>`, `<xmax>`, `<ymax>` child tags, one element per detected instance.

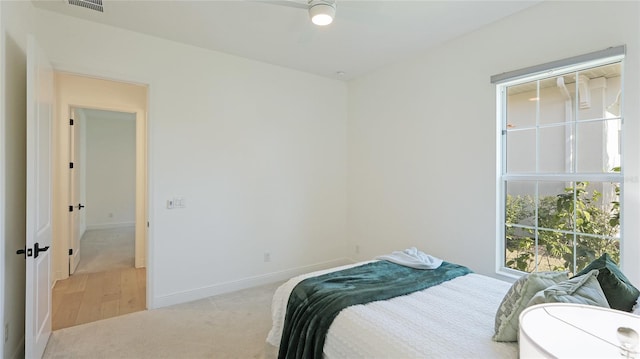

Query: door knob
<box><xmin>34</xmin><ymin>242</ymin><xmax>49</xmax><ymax>258</ymax></box>
<box><xmin>16</xmin><ymin>247</ymin><xmax>33</xmax><ymax>258</ymax></box>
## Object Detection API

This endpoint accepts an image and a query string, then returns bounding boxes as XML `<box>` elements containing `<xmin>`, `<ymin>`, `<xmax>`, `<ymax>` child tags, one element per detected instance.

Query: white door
<box><xmin>69</xmin><ymin>109</ymin><xmax>82</xmax><ymax>273</ymax></box>
<box><xmin>25</xmin><ymin>34</ymin><xmax>53</xmax><ymax>359</ymax></box>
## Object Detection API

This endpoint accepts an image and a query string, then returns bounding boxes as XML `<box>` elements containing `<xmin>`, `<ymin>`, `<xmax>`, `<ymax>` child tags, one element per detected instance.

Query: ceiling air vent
<box><xmin>68</xmin><ymin>0</ymin><xmax>104</xmax><ymax>12</ymax></box>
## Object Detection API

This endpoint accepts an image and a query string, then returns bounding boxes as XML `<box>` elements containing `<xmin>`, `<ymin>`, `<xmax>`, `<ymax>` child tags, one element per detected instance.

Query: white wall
<box><xmin>347</xmin><ymin>1</ymin><xmax>640</xmax><ymax>284</ymax></box>
<box><xmin>35</xmin><ymin>9</ymin><xmax>348</xmax><ymax>307</ymax></box>
<box><xmin>1</xmin><ymin>1</ymin><xmax>35</xmax><ymax>357</ymax></box>
<box><xmin>84</xmin><ymin>110</ymin><xmax>136</xmax><ymax>229</ymax></box>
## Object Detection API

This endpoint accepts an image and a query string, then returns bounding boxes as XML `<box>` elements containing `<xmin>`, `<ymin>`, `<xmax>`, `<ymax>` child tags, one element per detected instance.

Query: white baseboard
<box><xmin>85</xmin><ymin>222</ymin><xmax>135</xmax><ymax>231</ymax></box>
<box><xmin>53</xmin><ymin>269</ymin><xmax>67</xmax><ymax>282</ymax></box>
<box><xmin>152</xmin><ymin>257</ymin><xmax>354</xmax><ymax>309</ymax></box>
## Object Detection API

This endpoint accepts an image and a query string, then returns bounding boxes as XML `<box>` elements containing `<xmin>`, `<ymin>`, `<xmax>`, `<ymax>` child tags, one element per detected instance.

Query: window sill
<box><xmin>495</xmin><ymin>267</ymin><xmax>524</xmax><ymax>283</ymax></box>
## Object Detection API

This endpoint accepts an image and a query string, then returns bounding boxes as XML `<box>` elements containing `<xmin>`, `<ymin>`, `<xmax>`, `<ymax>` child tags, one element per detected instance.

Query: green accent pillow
<box><xmin>493</xmin><ymin>271</ymin><xmax>568</xmax><ymax>342</ymax></box>
<box><xmin>527</xmin><ymin>269</ymin><xmax>610</xmax><ymax>307</ymax></box>
<box><xmin>572</xmin><ymin>253</ymin><xmax>639</xmax><ymax>312</ymax></box>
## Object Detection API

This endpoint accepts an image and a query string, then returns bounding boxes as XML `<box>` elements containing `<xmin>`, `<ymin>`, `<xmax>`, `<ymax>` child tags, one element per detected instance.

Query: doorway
<box><xmin>50</xmin><ymin>72</ymin><xmax>148</xmax><ymax>329</ymax></box>
<box><xmin>70</xmin><ymin>108</ymin><xmax>137</xmax><ymax>275</ymax></box>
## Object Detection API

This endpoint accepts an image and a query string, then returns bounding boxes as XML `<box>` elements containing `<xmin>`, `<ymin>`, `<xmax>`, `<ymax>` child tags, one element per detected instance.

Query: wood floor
<box><xmin>52</xmin><ymin>267</ymin><xmax>146</xmax><ymax>330</ymax></box>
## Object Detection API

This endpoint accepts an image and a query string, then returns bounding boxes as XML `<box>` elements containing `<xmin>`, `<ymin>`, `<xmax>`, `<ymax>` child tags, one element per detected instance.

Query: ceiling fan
<box><xmin>260</xmin><ymin>0</ymin><xmax>337</xmax><ymax>26</ymax></box>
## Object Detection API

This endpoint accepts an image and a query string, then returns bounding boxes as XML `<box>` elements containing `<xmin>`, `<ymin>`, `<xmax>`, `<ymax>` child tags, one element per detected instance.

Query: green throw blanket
<box><xmin>278</xmin><ymin>260</ymin><xmax>473</xmax><ymax>359</ymax></box>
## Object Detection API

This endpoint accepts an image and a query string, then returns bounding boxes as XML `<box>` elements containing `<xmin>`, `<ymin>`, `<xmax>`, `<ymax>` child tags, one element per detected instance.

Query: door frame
<box><xmin>68</xmin><ymin>106</ymin><xmax>140</xmax><ymax>273</ymax></box>
<box><xmin>68</xmin><ymin>107</ymin><xmax>81</xmax><ymax>275</ymax></box>
<box><xmin>50</xmin><ymin>65</ymin><xmax>153</xmax><ymax>307</ymax></box>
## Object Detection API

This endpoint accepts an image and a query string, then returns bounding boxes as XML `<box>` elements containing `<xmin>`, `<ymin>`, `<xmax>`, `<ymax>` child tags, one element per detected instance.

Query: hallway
<box><xmin>74</xmin><ymin>227</ymin><xmax>136</xmax><ymax>274</ymax></box>
<box><xmin>52</xmin><ymin>227</ymin><xmax>146</xmax><ymax>330</ymax></box>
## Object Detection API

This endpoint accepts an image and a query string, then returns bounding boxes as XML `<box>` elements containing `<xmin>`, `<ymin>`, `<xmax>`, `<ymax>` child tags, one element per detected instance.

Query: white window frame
<box><xmin>493</xmin><ymin>47</ymin><xmax>625</xmax><ymax>277</ymax></box>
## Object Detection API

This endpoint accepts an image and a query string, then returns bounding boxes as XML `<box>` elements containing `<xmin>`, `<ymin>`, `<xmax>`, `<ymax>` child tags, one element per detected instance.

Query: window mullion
<box><xmin>534</xmin><ymin>80</ymin><xmax>541</xmax><ymax>272</ymax></box>
<box><xmin>572</xmin><ymin>72</ymin><xmax>579</xmax><ymax>273</ymax></box>
<box><xmin>536</xmin><ymin>80</ymin><xmax>541</xmax><ymax>174</ymax></box>
<box><xmin>534</xmin><ymin>181</ymin><xmax>539</xmax><ymax>272</ymax></box>
<box><xmin>573</xmin><ymin>71</ymin><xmax>579</xmax><ymax>174</ymax></box>
<box><xmin>572</xmin><ymin>184</ymin><xmax>578</xmax><ymax>274</ymax></box>
<box><xmin>504</xmin><ymin>173</ymin><xmax>622</xmax><ymax>182</ymax></box>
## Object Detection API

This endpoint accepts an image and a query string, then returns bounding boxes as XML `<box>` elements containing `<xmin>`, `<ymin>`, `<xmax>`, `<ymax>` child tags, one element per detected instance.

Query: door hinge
<box><xmin>70</xmin><ymin>119</ymin><xmax>74</xmax><ymax>126</ymax></box>
<box><xmin>69</xmin><ymin>248</ymin><xmax>73</xmax><ymax>256</ymax></box>
<box><xmin>69</xmin><ymin>205</ymin><xmax>73</xmax><ymax>212</ymax></box>
<box><xmin>69</xmin><ymin>162</ymin><xmax>74</xmax><ymax>169</ymax></box>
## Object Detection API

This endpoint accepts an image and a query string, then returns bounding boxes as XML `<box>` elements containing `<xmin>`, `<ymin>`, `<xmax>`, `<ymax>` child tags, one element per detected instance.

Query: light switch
<box><xmin>176</xmin><ymin>197</ymin><xmax>185</xmax><ymax>208</ymax></box>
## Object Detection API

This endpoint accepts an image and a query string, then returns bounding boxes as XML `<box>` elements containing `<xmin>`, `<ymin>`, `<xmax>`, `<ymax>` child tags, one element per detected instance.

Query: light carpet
<box><xmin>44</xmin><ymin>281</ymin><xmax>281</xmax><ymax>358</ymax></box>
<box><xmin>75</xmin><ymin>227</ymin><xmax>135</xmax><ymax>274</ymax></box>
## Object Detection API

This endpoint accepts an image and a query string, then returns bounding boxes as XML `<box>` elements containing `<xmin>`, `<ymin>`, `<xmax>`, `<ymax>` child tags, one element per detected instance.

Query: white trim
<box><xmin>152</xmin><ymin>258</ymin><xmax>354</xmax><ymax>309</ymax></box>
<box><xmin>85</xmin><ymin>222</ymin><xmax>135</xmax><ymax>231</ymax></box>
<box><xmin>506</xmin><ymin>116</ymin><xmax>622</xmax><ymax>133</ymax></box>
<box><xmin>145</xmin><ymin>81</ymin><xmax>155</xmax><ymax>309</ymax></box>
<box><xmin>495</xmin><ymin>268</ymin><xmax>522</xmax><ymax>283</ymax></box>
<box><xmin>496</xmin><ymin>86</ymin><xmax>506</xmax><ymax>274</ymax></box>
<box><xmin>491</xmin><ymin>45</ymin><xmax>626</xmax><ymax>84</ymax></box>
<box><xmin>503</xmin><ymin>173</ymin><xmax>623</xmax><ymax>182</ymax></box>
<box><xmin>498</xmin><ymin>54</ymin><xmax>625</xmax><ymax>88</ymax></box>
<box><xmin>0</xmin><ymin>3</ymin><xmax>5</xmax><ymax>355</ymax></box>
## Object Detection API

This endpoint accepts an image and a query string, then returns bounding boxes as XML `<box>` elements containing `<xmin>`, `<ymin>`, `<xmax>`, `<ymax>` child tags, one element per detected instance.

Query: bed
<box><xmin>266</xmin><ymin>260</ymin><xmax>518</xmax><ymax>359</ymax></box>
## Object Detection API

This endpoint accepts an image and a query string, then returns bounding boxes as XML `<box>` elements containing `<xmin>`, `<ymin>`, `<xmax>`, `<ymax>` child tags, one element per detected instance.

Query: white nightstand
<box><xmin>519</xmin><ymin>303</ymin><xmax>640</xmax><ymax>358</ymax></box>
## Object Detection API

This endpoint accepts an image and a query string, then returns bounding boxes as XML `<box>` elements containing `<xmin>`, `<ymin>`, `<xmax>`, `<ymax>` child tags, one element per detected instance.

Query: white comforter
<box><xmin>267</xmin><ymin>262</ymin><xmax>518</xmax><ymax>358</ymax></box>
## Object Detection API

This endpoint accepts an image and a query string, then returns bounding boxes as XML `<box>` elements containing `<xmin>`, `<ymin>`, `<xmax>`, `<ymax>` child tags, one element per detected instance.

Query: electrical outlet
<box><xmin>264</xmin><ymin>252</ymin><xmax>271</xmax><ymax>262</ymax></box>
<box><xmin>166</xmin><ymin>199</ymin><xmax>174</xmax><ymax>209</ymax></box>
<box><xmin>4</xmin><ymin>323</ymin><xmax>8</xmax><ymax>343</ymax></box>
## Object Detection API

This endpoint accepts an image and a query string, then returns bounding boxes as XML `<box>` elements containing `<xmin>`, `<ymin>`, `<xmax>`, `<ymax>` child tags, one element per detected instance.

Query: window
<box><xmin>495</xmin><ymin>48</ymin><xmax>624</xmax><ymax>275</ymax></box>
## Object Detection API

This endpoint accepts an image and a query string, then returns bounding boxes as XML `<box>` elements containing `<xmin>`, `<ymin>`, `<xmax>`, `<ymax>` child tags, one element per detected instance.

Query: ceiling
<box><xmin>32</xmin><ymin>0</ymin><xmax>542</xmax><ymax>81</ymax></box>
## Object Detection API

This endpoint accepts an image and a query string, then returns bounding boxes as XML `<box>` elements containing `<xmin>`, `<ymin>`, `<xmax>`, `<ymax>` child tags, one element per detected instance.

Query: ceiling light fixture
<box><xmin>309</xmin><ymin>0</ymin><xmax>336</xmax><ymax>26</ymax></box>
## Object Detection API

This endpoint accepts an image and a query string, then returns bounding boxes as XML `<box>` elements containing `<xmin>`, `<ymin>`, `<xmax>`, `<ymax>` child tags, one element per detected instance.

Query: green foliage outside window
<box><xmin>505</xmin><ymin>175</ymin><xmax>620</xmax><ymax>274</ymax></box>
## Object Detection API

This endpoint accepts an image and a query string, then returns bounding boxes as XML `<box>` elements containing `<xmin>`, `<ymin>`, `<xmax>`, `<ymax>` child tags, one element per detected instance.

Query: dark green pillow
<box><xmin>572</xmin><ymin>253</ymin><xmax>639</xmax><ymax>312</ymax></box>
